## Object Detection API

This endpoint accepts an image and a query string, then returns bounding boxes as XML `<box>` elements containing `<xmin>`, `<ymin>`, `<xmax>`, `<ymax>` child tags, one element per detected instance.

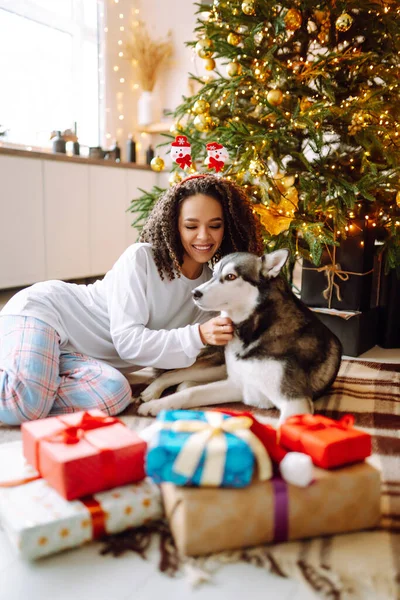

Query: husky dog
<box><xmin>138</xmin><ymin>250</ymin><xmax>342</xmax><ymax>423</ymax></box>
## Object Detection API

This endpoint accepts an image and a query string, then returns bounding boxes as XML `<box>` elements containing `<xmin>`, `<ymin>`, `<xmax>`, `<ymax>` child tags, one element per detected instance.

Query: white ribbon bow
<box><xmin>161</xmin><ymin>412</ymin><xmax>272</xmax><ymax>486</ymax></box>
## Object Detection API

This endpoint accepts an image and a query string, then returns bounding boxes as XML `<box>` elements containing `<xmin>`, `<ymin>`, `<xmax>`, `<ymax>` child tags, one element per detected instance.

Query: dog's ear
<box><xmin>260</xmin><ymin>249</ymin><xmax>289</xmax><ymax>278</ymax></box>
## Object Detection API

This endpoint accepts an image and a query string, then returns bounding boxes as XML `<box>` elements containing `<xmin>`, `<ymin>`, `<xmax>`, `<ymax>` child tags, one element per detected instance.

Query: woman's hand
<box><xmin>199</xmin><ymin>316</ymin><xmax>234</xmax><ymax>346</ymax></box>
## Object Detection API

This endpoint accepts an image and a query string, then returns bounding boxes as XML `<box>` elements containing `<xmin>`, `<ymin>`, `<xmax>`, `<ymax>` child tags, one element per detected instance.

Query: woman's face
<box><xmin>178</xmin><ymin>193</ymin><xmax>224</xmax><ymax>272</ymax></box>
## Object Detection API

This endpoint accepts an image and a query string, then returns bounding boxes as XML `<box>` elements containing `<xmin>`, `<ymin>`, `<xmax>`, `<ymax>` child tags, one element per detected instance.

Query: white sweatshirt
<box><xmin>0</xmin><ymin>243</ymin><xmax>211</xmax><ymax>371</ymax></box>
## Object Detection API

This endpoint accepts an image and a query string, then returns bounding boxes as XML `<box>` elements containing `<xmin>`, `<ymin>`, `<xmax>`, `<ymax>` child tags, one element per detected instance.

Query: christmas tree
<box><xmin>129</xmin><ymin>0</ymin><xmax>400</xmax><ymax>271</ymax></box>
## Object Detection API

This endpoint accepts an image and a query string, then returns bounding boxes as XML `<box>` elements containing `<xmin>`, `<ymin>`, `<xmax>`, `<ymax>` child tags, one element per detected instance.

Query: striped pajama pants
<box><xmin>0</xmin><ymin>316</ymin><xmax>132</xmax><ymax>425</ymax></box>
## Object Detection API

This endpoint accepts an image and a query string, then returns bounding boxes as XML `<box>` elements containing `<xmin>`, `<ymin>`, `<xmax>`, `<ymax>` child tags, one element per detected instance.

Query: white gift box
<box><xmin>0</xmin><ymin>442</ymin><xmax>163</xmax><ymax>559</ymax></box>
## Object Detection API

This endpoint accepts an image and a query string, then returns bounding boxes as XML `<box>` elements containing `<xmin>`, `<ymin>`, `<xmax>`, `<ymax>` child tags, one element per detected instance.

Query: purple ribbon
<box><xmin>272</xmin><ymin>477</ymin><xmax>289</xmax><ymax>543</ymax></box>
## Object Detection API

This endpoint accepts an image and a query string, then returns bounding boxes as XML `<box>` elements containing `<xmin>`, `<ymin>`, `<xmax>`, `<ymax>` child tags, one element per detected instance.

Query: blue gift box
<box><xmin>146</xmin><ymin>410</ymin><xmax>257</xmax><ymax>488</ymax></box>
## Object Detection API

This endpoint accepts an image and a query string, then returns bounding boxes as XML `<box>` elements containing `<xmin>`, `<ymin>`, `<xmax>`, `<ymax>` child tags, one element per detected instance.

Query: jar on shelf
<box><xmin>52</xmin><ymin>131</ymin><xmax>66</xmax><ymax>154</ymax></box>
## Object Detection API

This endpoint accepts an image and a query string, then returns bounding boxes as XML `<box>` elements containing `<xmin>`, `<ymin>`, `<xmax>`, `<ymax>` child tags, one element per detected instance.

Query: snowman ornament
<box><xmin>206</xmin><ymin>142</ymin><xmax>229</xmax><ymax>173</ymax></box>
<box><xmin>170</xmin><ymin>135</ymin><xmax>192</xmax><ymax>170</ymax></box>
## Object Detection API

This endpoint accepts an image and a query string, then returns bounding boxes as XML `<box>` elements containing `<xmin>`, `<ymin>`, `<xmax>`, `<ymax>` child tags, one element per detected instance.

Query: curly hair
<box><xmin>139</xmin><ymin>175</ymin><xmax>264</xmax><ymax>280</ymax></box>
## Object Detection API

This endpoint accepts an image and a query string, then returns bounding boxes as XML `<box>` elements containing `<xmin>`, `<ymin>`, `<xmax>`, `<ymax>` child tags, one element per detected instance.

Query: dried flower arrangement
<box><xmin>125</xmin><ymin>23</ymin><xmax>173</xmax><ymax>92</ymax></box>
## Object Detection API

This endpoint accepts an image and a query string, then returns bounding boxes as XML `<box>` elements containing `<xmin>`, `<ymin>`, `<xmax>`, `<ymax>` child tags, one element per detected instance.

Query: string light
<box><xmin>103</xmin><ymin>3</ymin><xmax>143</xmax><ymax>150</ymax></box>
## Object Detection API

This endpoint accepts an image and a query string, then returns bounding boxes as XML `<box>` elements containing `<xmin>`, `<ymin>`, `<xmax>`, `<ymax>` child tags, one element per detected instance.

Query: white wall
<box><xmin>136</xmin><ymin>0</ymin><xmax>199</xmax><ymax>113</ymax></box>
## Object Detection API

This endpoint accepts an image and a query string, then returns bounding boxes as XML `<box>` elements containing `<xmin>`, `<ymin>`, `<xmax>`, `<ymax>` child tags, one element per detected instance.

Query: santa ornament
<box><xmin>170</xmin><ymin>135</ymin><xmax>192</xmax><ymax>170</ymax></box>
<box><xmin>206</xmin><ymin>142</ymin><xmax>229</xmax><ymax>173</ymax></box>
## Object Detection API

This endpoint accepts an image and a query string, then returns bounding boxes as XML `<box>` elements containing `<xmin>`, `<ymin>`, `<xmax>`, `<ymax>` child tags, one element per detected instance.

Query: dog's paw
<box><xmin>137</xmin><ymin>400</ymin><xmax>164</xmax><ymax>416</ymax></box>
<box><xmin>140</xmin><ymin>381</ymin><xmax>165</xmax><ymax>402</ymax></box>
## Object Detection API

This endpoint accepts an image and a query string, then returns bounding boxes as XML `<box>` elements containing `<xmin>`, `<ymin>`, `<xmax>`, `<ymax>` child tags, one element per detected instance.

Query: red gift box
<box><xmin>278</xmin><ymin>414</ymin><xmax>372</xmax><ymax>469</ymax></box>
<box><xmin>21</xmin><ymin>410</ymin><xmax>146</xmax><ymax>500</ymax></box>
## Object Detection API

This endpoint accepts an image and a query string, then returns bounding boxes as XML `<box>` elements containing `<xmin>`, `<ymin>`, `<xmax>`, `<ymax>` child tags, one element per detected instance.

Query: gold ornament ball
<box><xmin>227</xmin><ymin>32</ymin><xmax>241</xmax><ymax>46</ymax></box>
<box><xmin>226</xmin><ymin>61</ymin><xmax>242</xmax><ymax>77</ymax></box>
<box><xmin>241</xmin><ymin>1</ymin><xmax>256</xmax><ymax>16</ymax></box>
<box><xmin>282</xmin><ymin>175</ymin><xmax>296</xmax><ymax>188</ymax></box>
<box><xmin>204</xmin><ymin>57</ymin><xmax>216</xmax><ymax>71</ymax></box>
<box><xmin>196</xmin><ymin>38</ymin><xmax>213</xmax><ymax>51</ymax></box>
<box><xmin>284</xmin><ymin>8</ymin><xmax>302</xmax><ymax>31</ymax></box>
<box><xmin>169</xmin><ymin>122</ymin><xmax>183</xmax><ymax>137</ymax></box>
<box><xmin>184</xmin><ymin>165</ymin><xmax>197</xmax><ymax>175</ymax></box>
<box><xmin>267</xmin><ymin>89</ymin><xmax>283</xmax><ymax>106</ymax></box>
<box><xmin>232</xmin><ymin>7</ymin><xmax>239</xmax><ymax>15</ymax></box>
<box><xmin>396</xmin><ymin>190</ymin><xmax>400</xmax><ymax>208</ymax></box>
<box><xmin>198</xmin><ymin>47</ymin><xmax>213</xmax><ymax>59</ymax></box>
<box><xmin>335</xmin><ymin>13</ymin><xmax>353</xmax><ymax>33</ymax></box>
<box><xmin>199</xmin><ymin>11</ymin><xmax>212</xmax><ymax>22</ymax></box>
<box><xmin>249</xmin><ymin>159</ymin><xmax>265</xmax><ymax>177</ymax></box>
<box><xmin>168</xmin><ymin>171</ymin><xmax>183</xmax><ymax>186</ymax></box>
<box><xmin>150</xmin><ymin>156</ymin><xmax>165</xmax><ymax>172</ymax></box>
<box><xmin>193</xmin><ymin>99</ymin><xmax>210</xmax><ymax>114</ymax></box>
<box><xmin>195</xmin><ymin>38</ymin><xmax>213</xmax><ymax>58</ymax></box>
<box><xmin>193</xmin><ymin>113</ymin><xmax>212</xmax><ymax>132</ymax></box>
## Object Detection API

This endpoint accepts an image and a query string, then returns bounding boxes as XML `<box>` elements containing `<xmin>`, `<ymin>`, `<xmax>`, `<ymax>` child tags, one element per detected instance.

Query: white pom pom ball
<box><xmin>280</xmin><ymin>452</ymin><xmax>313</xmax><ymax>487</ymax></box>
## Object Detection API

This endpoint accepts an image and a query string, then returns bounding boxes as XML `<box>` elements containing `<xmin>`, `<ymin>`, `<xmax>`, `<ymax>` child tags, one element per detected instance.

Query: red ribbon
<box><xmin>176</xmin><ymin>155</ymin><xmax>192</xmax><ymax>169</ymax></box>
<box><xmin>81</xmin><ymin>497</ymin><xmax>107</xmax><ymax>539</ymax></box>
<box><xmin>284</xmin><ymin>414</ymin><xmax>355</xmax><ymax>432</ymax></box>
<box><xmin>208</xmin><ymin>156</ymin><xmax>225</xmax><ymax>172</ymax></box>
<box><xmin>0</xmin><ymin>474</ymin><xmax>41</xmax><ymax>488</ymax></box>
<box><xmin>45</xmin><ymin>412</ymin><xmax>120</xmax><ymax>445</ymax></box>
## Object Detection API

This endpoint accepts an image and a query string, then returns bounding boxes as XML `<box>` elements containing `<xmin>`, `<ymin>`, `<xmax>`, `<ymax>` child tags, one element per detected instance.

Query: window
<box><xmin>0</xmin><ymin>0</ymin><xmax>101</xmax><ymax>148</ymax></box>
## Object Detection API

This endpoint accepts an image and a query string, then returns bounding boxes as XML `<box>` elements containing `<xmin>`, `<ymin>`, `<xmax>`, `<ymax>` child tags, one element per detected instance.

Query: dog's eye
<box><xmin>225</xmin><ymin>273</ymin><xmax>237</xmax><ymax>281</ymax></box>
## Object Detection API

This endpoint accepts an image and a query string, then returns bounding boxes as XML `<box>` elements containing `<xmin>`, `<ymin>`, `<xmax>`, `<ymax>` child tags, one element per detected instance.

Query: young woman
<box><xmin>0</xmin><ymin>174</ymin><xmax>263</xmax><ymax>425</ymax></box>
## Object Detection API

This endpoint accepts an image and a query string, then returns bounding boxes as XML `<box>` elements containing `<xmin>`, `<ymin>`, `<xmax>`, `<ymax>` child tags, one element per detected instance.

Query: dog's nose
<box><xmin>192</xmin><ymin>289</ymin><xmax>203</xmax><ymax>300</ymax></box>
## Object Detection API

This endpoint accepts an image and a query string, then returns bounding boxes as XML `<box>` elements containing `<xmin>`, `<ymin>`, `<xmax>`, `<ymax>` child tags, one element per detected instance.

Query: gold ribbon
<box><xmin>302</xmin><ymin>244</ymin><xmax>373</xmax><ymax>309</ymax></box>
<box><xmin>161</xmin><ymin>412</ymin><xmax>272</xmax><ymax>486</ymax></box>
<box><xmin>314</xmin><ymin>262</ymin><xmax>349</xmax><ymax>302</ymax></box>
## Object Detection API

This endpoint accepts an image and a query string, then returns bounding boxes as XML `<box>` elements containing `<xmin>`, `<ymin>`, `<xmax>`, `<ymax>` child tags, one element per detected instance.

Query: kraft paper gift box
<box><xmin>146</xmin><ymin>410</ymin><xmax>272</xmax><ymax>488</ymax></box>
<box><xmin>161</xmin><ymin>461</ymin><xmax>381</xmax><ymax>556</ymax></box>
<box><xmin>22</xmin><ymin>410</ymin><xmax>146</xmax><ymax>500</ymax></box>
<box><xmin>0</xmin><ymin>441</ymin><xmax>163</xmax><ymax>560</ymax></box>
<box><xmin>278</xmin><ymin>414</ymin><xmax>372</xmax><ymax>469</ymax></box>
